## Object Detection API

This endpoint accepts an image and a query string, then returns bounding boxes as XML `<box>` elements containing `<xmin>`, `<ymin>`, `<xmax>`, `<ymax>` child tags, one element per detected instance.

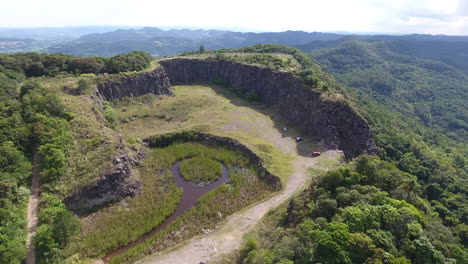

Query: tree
<box><xmin>413</xmin><ymin>237</ymin><xmax>445</xmax><ymax>264</ymax></box>
<box><xmin>68</xmin><ymin>57</ymin><xmax>104</xmax><ymax>74</ymax></box>
<box><xmin>199</xmin><ymin>45</ymin><xmax>206</xmax><ymax>53</ymax></box>
<box><xmin>0</xmin><ymin>141</ymin><xmax>32</xmax><ymax>183</ymax></box>
<box><xmin>348</xmin><ymin>233</ymin><xmax>375</xmax><ymax>263</ymax></box>
<box><xmin>316</xmin><ymin>198</ymin><xmax>338</xmax><ymax>220</ymax></box>
<box><xmin>319</xmin><ymin>170</ymin><xmax>343</xmax><ymax>192</ymax></box>
<box><xmin>76</xmin><ymin>79</ymin><xmax>91</xmax><ymax>95</ymax></box>
<box><xmin>314</xmin><ymin>233</ymin><xmax>351</xmax><ymax>264</ymax></box>
<box><xmin>51</xmin><ymin>210</ymin><xmax>80</xmax><ymax>247</ymax></box>
<box><xmin>105</xmin><ymin>51</ymin><xmax>152</xmax><ymax>73</ymax></box>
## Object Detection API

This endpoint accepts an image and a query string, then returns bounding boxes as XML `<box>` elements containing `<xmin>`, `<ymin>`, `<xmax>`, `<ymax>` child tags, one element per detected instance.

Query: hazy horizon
<box><xmin>0</xmin><ymin>25</ymin><xmax>466</xmax><ymax>38</ymax></box>
<box><xmin>1</xmin><ymin>0</ymin><xmax>467</xmax><ymax>36</ymax></box>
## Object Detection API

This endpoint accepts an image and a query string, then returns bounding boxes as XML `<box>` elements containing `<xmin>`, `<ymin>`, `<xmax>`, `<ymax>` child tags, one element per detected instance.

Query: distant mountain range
<box><xmin>1</xmin><ymin>27</ymin><xmax>468</xmax><ymax>73</ymax></box>
<box><xmin>44</xmin><ymin>27</ymin><xmax>343</xmax><ymax>57</ymax></box>
<box><xmin>0</xmin><ymin>26</ymin><xmax>138</xmax><ymax>41</ymax></box>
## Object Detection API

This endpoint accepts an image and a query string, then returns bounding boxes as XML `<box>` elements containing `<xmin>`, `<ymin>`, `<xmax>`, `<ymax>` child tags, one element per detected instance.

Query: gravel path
<box><xmin>136</xmin><ymin>150</ymin><xmax>338</xmax><ymax>264</ymax></box>
<box><xmin>26</xmin><ymin>151</ymin><xmax>40</xmax><ymax>264</ymax></box>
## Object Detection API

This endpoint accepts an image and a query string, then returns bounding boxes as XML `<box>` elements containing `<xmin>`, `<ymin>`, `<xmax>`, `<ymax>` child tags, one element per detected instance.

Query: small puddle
<box><xmin>102</xmin><ymin>159</ymin><xmax>229</xmax><ymax>263</ymax></box>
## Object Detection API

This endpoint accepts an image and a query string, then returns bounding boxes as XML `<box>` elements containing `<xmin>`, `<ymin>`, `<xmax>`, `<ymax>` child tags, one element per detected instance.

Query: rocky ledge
<box><xmin>65</xmin><ymin>140</ymin><xmax>145</xmax><ymax>215</ymax></box>
<box><xmin>97</xmin><ymin>66</ymin><xmax>173</xmax><ymax>100</ymax></box>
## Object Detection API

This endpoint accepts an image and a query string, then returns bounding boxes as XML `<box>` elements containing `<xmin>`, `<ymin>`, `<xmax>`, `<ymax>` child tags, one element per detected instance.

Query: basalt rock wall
<box><xmin>159</xmin><ymin>58</ymin><xmax>377</xmax><ymax>158</ymax></box>
<box><xmin>97</xmin><ymin>66</ymin><xmax>173</xmax><ymax>101</ymax></box>
<box><xmin>65</xmin><ymin>145</ymin><xmax>145</xmax><ymax>215</ymax></box>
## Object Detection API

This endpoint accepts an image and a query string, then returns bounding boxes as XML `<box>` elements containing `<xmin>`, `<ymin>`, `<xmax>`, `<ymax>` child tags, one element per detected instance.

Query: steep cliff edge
<box><xmin>97</xmin><ymin>66</ymin><xmax>173</xmax><ymax>100</ymax></box>
<box><xmin>66</xmin><ymin>58</ymin><xmax>377</xmax><ymax>213</ymax></box>
<box><xmin>159</xmin><ymin>58</ymin><xmax>377</xmax><ymax>158</ymax></box>
<box><xmin>65</xmin><ymin>67</ymin><xmax>173</xmax><ymax>214</ymax></box>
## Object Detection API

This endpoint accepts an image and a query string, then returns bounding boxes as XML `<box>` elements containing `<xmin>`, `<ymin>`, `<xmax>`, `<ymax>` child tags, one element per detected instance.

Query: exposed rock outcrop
<box><xmin>65</xmin><ymin>138</ymin><xmax>145</xmax><ymax>215</ymax></box>
<box><xmin>159</xmin><ymin>58</ymin><xmax>377</xmax><ymax>158</ymax></box>
<box><xmin>97</xmin><ymin>66</ymin><xmax>173</xmax><ymax>100</ymax></box>
<box><xmin>144</xmin><ymin>131</ymin><xmax>281</xmax><ymax>190</ymax></box>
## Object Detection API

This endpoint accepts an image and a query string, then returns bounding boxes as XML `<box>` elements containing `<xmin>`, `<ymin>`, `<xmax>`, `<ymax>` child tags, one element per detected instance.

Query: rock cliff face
<box><xmin>159</xmin><ymin>58</ymin><xmax>377</xmax><ymax>158</ymax></box>
<box><xmin>65</xmin><ymin>143</ymin><xmax>145</xmax><ymax>215</ymax></box>
<box><xmin>97</xmin><ymin>66</ymin><xmax>173</xmax><ymax>100</ymax></box>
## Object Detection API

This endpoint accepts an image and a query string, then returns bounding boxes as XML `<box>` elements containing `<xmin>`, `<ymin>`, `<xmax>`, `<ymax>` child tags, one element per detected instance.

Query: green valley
<box><xmin>0</xmin><ymin>39</ymin><xmax>466</xmax><ymax>264</ymax></box>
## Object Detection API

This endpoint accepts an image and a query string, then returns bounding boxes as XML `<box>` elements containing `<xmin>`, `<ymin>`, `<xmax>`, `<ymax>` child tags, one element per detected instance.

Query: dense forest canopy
<box><xmin>240</xmin><ymin>155</ymin><xmax>468</xmax><ymax>263</ymax></box>
<box><xmin>309</xmin><ymin>39</ymin><xmax>468</xmax><ymax>142</ymax></box>
<box><xmin>0</xmin><ymin>50</ymin><xmax>152</xmax><ymax>76</ymax></box>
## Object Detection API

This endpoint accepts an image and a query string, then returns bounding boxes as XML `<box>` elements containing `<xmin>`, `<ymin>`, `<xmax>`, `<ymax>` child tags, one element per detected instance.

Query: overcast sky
<box><xmin>1</xmin><ymin>0</ymin><xmax>468</xmax><ymax>35</ymax></box>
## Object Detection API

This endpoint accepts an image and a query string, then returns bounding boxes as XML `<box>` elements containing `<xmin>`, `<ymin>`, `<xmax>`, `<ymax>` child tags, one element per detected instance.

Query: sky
<box><xmin>1</xmin><ymin>0</ymin><xmax>468</xmax><ymax>35</ymax></box>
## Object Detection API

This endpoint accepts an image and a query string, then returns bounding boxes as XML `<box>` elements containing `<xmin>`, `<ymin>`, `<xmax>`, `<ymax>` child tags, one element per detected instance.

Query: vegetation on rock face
<box><xmin>239</xmin><ymin>155</ymin><xmax>467</xmax><ymax>264</ymax></box>
<box><xmin>0</xmin><ymin>50</ymin><xmax>153</xmax><ymax>263</ymax></box>
<box><xmin>179</xmin><ymin>44</ymin><xmax>346</xmax><ymax>96</ymax></box>
<box><xmin>179</xmin><ymin>156</ymin><xmax>222</xmax><ymax>184</ymax></box>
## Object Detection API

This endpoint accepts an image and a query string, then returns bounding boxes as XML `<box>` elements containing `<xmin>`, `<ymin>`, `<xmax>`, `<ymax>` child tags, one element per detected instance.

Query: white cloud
<box><xmin>0</xmin><ymin>0</ymin><xmax>467</xmax><ymax>35</ymax></box>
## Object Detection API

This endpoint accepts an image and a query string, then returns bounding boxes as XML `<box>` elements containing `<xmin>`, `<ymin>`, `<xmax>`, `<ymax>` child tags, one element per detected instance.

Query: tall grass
<box><xmin>66</xmin><ymin>167</ymin><xmax>182</xmax><ymax>258</ymax></box>
<box><xmin>109</xmin><ymin>165</ymin><xmax>273</xmax><ymax>264</ymax></box>
<box><xmin>179</xmin><ymin>156</ymin><xmax>222</xmax><ymax>183</ymax></box>
<box><xmin>66</xmin><ymin>142</ymin><xmax>272</xmax><ymax>261</ymax></box>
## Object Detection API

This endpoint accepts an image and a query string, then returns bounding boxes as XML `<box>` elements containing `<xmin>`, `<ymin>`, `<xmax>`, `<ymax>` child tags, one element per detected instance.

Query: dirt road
<box><xmin>137</xmin><ymin>151</ymin><xmax>339</xmax><ymax>264</ymax></box>
<box><xmin>26</xmin><ymin>151</ymin><xmax>40</xmax><ymax>264</ymax></box>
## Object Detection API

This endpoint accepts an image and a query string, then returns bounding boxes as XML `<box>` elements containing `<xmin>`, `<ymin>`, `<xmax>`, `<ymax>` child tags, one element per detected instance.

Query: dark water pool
<box><xmin>102</xmin><ymin>159</ymin><xmax>229</xmax><ymax>263</ymax></box>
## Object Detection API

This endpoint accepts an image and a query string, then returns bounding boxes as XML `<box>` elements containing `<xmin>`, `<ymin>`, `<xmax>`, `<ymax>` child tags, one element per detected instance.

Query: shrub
<box><xmin>179</xmin><ymin>156</ymin><xmax>222</xmax><ymax>184</ymax></box>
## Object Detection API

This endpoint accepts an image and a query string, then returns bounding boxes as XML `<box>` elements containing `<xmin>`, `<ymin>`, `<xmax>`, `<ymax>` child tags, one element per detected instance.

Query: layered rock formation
<box><xmin>159</xmin><ymin>58</ymin><xmax>377</xmax><ymax>158</ymax></box>
<box><xmin>66</xmin><ymin>68</ymin><xmax>172</xmax><ymax>213</ymax></box>
<box><xmin>65</xmin><ymin>143</ymin><xmax>145</xmax><ymax>215</ymax></box>
<box><xmin>97</xmin><ymin>66</ymin><xmax>173</xmax><ymax>100</ymax></box>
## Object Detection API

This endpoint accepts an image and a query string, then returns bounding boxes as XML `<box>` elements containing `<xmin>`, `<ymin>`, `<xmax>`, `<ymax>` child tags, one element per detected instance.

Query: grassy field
<box><xmin>179</xmin><ymin>156</ymin><xmax>222</xmax><ymax>184</ymax></box>
<box><xmin>113</xmin><ymin>84</ymin><xmax>303</xmax><ymax>183</ymax></box>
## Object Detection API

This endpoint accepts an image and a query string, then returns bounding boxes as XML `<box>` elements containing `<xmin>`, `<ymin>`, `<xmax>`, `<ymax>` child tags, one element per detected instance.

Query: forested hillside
<box><xmin>309</xmin><ymin>39</ymin><xmax>468</xmax><ymax>142</ymax></box>
<box><xmin>240</xmin><ymin>155</ymin><xmax>467</xmax><ymax>264</ymax></box>
<box><xmin>297</xmin><ymin>35</ymin><xmax>468</xmax><ymax>73</ymax></box>
<box><xmin>0</xmin><ymin>51</ymin><xmax>153</xmax><ymax>263</ymax></box>
<box><xmin>219</xmin><ymin>44</ymin><xmax>468</xmax><ymax>264</ymax></box>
